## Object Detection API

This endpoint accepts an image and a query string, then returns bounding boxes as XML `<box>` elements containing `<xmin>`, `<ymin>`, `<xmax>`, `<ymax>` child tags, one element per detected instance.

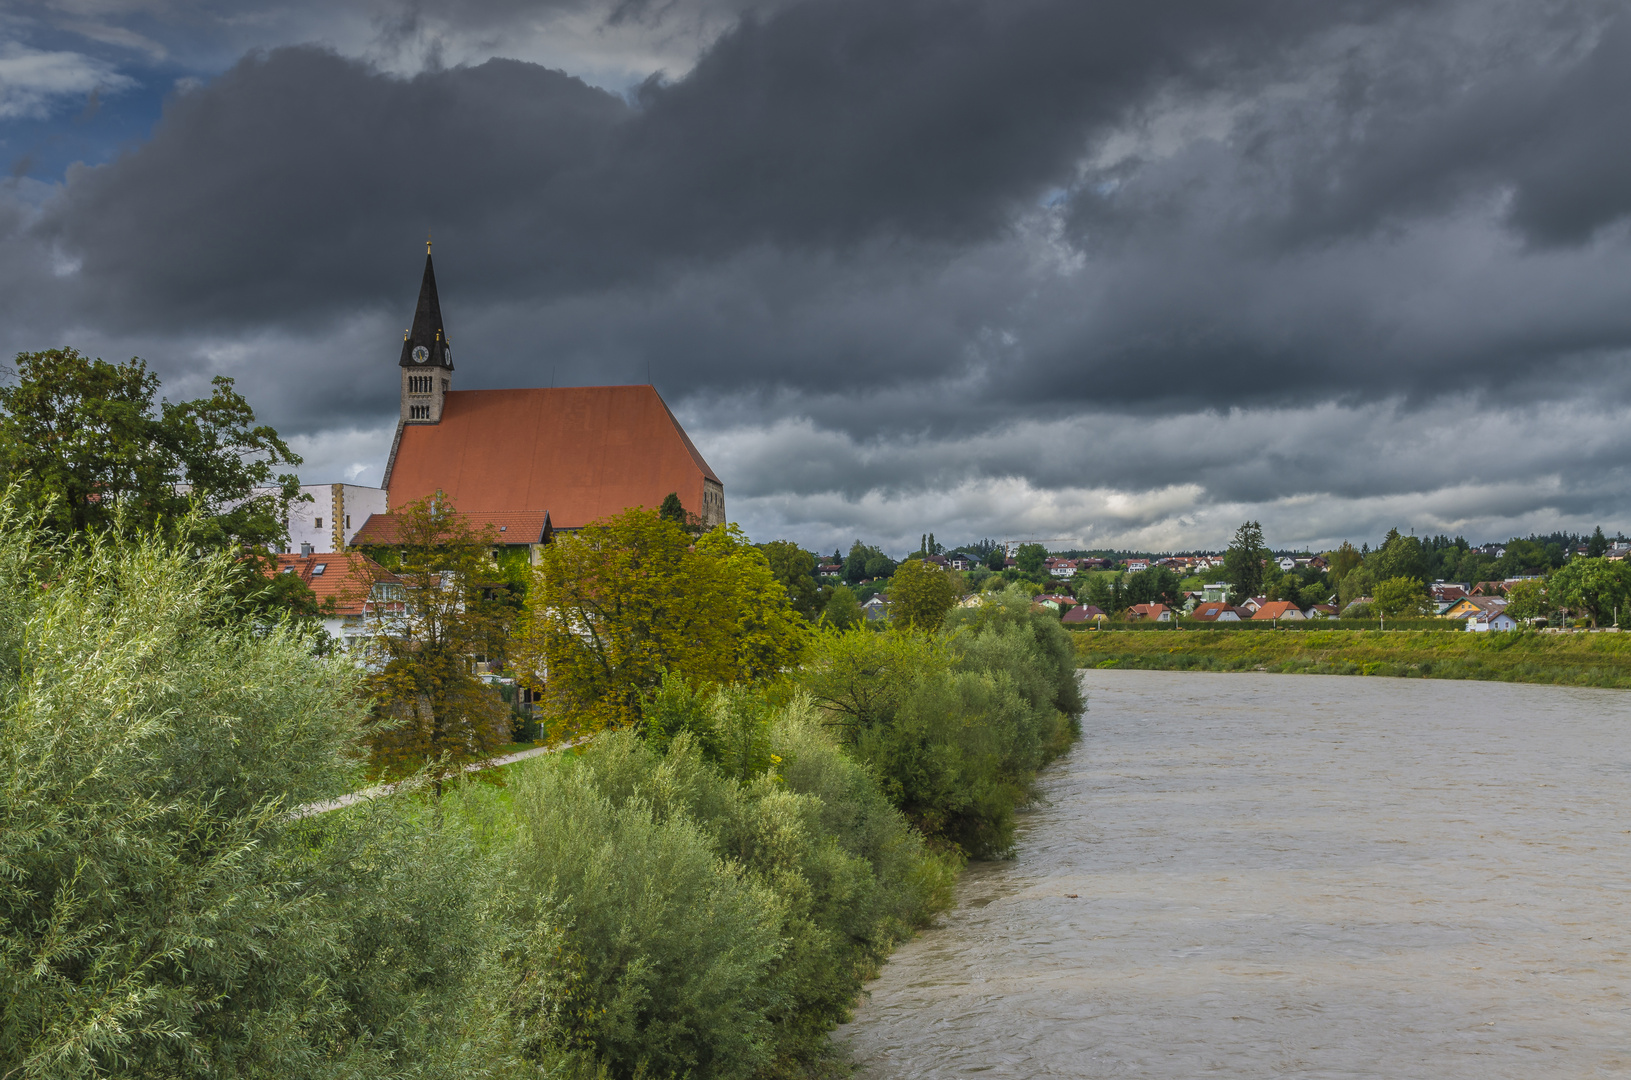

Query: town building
<box><xmin>1467</xmin><ymin>610</ymin><xmax>1520</xmax><ymax>632</ymax></box>
<box><xmin>273</xmin><ymin>551</ymin><xmax>401</xmax><ymax>653</ymax></box>
<box><xmin>1189</xmin><ymin>601</ymin><xmax>1241</xmax><ymax>622</ymax></box>
<box><xmin>1251</xmin><ymin>601</ymin><xmax>1305</xmax><ymax>621</ymax></box>
<box><xmin>285</xmin><ymin>484</ymin><xmax>388</xmax><ymax>553</ymax></box>
<box><xmin>335</xmin><ymin>247</ymin><xmax>724</xmax><ymax>549</ymax></box>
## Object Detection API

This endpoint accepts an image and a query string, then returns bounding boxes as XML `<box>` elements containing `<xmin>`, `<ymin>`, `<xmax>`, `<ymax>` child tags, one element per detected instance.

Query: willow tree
<box><xmin>0</xmin><ymin>502</ymin><xmax>498</xmax><ymax>1079</ymax></box>
<box><xmin>516</xmin><ymin>509</ymin><xmax>808</xmax><ymax>735</ymax></box>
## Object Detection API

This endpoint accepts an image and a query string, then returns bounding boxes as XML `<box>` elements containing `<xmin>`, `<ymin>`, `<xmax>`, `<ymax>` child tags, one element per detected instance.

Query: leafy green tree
<box><xmin>0</xmin><ymin>348</ymin><xmax>313</xmax><ymax>621</ymax></box>
<box><xmin>357</xmin><ymin>495</ymin><xmax>515</xmax><ymax>781</ymax></box>
<box><xmin>889</xmin><ymin>557</ymin><xmax>958</xmax><ymax>632</ymax></box>
<box><xmin>844</xmin><ymin>540</ymin><xmax>873</xmax><ymax>583</ymax></box>
<box><xmin>1588</xmin><ymin>526</ymin><xmax>1609</xmax><ymax>558</ymax></box>
<box><xmin>1124</xmin><ymin>565</ymin><xmax>1181</xmax><ymax>606</ymax></box>
<box><xmin>1327</xmin><ymin>541</ymin><xmax>1362</xmax><ymax>585</ymax></box>
<box><xmin>1372</xmin><ymin>576</ymin><xmax>1432</xmax><ymax>617</ymax></box>
<box><xmin>984</xmin><ymin>546</ymin><xmax>1006</xmax><ymax>572</ymax></box>
<box><xmin>520</xmin><ymin>509</ymin><xmax>808</xmax><ymax>734</ymax></box>
<box><xmin>823</xmin><ymin>584</ymin><xmax>864</xmax><ymax>628</ymax></box>
<box><xmin>1369</xmin><ymin>530</ymin><xmax>1428</xmax><ymax>583</ymax></box>
<box><xmin>1015</xmin><ymin>543</ymin><xmax>1047</xmax><ymax>574</ymax></box>
<box><xmin>0</xmin><ymin>348</ymin><xmax>300</xmax><ymax>549</ymax></box>
<box><xmin>1078</xmin><ymin>571</ymin><xmax>1114</xmax><ymax>612</ymax></box>
<box><xmin>759</xmin><ymin>540</ymin><xmax>823</xmax><ymax>621</ymax></box>
<box><xmin>1223</xmin><ymin>521</ymin><xmax>1267</xmax><ymax>604</ymax></box>
<box><xmin>1503</xmin><ymin>579</ymin><xmax>1549</xmax><ymax>622</ymax></box>
<box><xmin>1548</xmin><ymin>557</ymin><xmax>1631</xmax><ymax>628</ymax></box>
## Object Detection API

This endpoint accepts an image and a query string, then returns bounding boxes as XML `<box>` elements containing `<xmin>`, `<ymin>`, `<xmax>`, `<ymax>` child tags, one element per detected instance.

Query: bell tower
<box><xmin>399</xmin><ymin>241</ymin><xmax>453</xmax><ymax>425</ymax></box>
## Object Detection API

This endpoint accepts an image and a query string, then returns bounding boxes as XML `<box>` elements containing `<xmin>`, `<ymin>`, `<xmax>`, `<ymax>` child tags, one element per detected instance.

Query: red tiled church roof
<box><xmin>385</xmin><ymin>385</ymin><xmax>719</xmax><ymax>529</ymax></box>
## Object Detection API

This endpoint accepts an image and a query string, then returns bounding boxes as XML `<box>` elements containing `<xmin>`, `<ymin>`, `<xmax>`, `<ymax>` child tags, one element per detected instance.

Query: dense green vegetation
<box><xmin>0</xmin><ymin>494</ymin><xmax>1076</xmax><ymax>1079</ymax></box>
<box><xmin>1074</xmin><ymin>627</ymin><xmax>1631</xmax><ymax>687</ymax></box>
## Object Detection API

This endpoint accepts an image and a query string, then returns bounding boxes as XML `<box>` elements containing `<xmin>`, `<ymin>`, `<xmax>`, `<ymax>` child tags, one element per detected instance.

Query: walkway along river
<box><xmin>837</xmin><ymin>668</ymin><xmax>1631</xmax><ymax>1078</ymax></box>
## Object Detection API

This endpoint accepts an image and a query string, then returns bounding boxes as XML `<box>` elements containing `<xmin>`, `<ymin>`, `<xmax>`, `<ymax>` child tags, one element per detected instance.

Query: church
<box><xmin>287</xmin><ymin>247</ymin><xmax>726</xmax><ymax>558</ymax></box>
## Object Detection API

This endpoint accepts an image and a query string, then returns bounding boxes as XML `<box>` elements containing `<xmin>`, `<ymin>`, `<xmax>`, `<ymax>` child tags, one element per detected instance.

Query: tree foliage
<box><xmin>0</xmin><ymin>348</ymin><xmax>301</xmax><ymax>552</ymax></box>
<box><xmin>1548</xmin><ymin>557</ymin><xmax>1631</xmax><ymax>627</ymax></box>
<box><xmin>518</xmin><ymin>509</ymin><xmax>808</xmax><ymax>735</ymax></box>
<box><xmin>822</xmin><ymin>584</ymin><xmax>863</xmax><ymax>629</ymax></box>
<box><xmin>792</xmin><ymin>588</ymin><xmax>1082</xmax><ymax>856</ymax></box>
<box><xmin>1014</xmin><ymin>543</ymin><xmax>1047</xmax><ymax>574</ymax></box>
<box><xmin>357</xmin><ymin>494</ymin><xmax>516</xmax><ymax>779</ymax></box>
<box><xmin>1223</xmin><ymin>521</ymin><xmax>1267</xmax><ymax>604</ymax></box>
<box><xmin>0</xmin><ymin>504</ymin><xmax>496</xmax><ymax>1080</ymax></box>
<box><xmin>888</xmin><ymin>557</ymin><xmax>959</xmax><ymax>632</ymax></box>
<box><xmin>1372</xmin><ymin>575</ymin><xmax>1433</xmax><ymax>618</ymax></box>
<box><xmin>759</xmin><ymin>540</ymin><xmax>823</xmax><ymax>621</ymax></box>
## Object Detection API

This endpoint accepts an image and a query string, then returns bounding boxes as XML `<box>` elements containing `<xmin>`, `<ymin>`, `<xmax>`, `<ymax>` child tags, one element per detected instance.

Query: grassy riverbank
<box><xmin>1073</xmin><ymin>628</ymin><xmax>1631</xmax><ymax>688</ymax></box>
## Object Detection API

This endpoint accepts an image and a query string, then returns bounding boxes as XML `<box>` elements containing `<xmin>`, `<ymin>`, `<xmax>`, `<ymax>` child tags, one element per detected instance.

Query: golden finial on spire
<box><xmin>426</xmin><ymin>233</ymin><xmax>432</xmax><ymax>255</ymax></box>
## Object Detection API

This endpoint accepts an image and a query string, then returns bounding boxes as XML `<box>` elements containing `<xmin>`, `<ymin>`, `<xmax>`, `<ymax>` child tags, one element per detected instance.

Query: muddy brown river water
<box><xmin>837</xmin><ymin>669</ymin><xmax>1631</xmax><ymax>1078</ymax></box>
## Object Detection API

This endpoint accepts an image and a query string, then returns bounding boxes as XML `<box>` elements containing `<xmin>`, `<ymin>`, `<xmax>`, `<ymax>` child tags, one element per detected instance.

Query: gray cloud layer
<box><xmin>4</xmin><ymin>0</ymin><xmax>1631</xmax><ymax>551</ymax></box>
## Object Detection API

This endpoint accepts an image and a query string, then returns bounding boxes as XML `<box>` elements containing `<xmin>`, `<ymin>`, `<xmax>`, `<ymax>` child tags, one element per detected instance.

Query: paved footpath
<box><xmin>295</xmin><ymin>738</ymin><xmax>587</xmax><ymax>818</ymax></box>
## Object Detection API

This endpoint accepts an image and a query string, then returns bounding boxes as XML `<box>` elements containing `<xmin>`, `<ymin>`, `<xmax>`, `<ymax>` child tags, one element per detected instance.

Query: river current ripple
<box><xmin>837</xmin><ymin>669</ymin><xmax>1631</xmax><ymax>1078</ymax></box>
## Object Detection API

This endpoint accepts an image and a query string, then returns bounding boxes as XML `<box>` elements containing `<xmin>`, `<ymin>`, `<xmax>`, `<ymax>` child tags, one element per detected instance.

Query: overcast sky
<box><xmin>4</xmin><ymin>0</ymin><xmax>1630</xmax><ymax>554</ymax></box>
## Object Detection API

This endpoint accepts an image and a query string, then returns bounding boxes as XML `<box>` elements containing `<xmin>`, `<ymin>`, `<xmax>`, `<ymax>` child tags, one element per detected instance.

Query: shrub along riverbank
<box><xmin>1074</xmin><ymin>627</ymin><xmax>1631</xmax><ymax>688</ymax></box>
<box><xmin>1</xmin><ymin>495</ymin><xmax>1078</xmax><ymax>1080</ymax></box>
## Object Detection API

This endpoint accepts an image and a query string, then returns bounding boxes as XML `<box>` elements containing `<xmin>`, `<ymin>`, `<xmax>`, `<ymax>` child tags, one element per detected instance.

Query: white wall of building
<box><xmin>286</xmin><ymin>484</ymin><xmax>387</xmax><ymax>553</ymax></box>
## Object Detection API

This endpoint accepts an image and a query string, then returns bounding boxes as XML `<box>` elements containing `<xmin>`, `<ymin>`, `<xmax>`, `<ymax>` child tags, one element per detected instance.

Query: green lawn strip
<box><xmin>1072</xmin><ymin>629</ymin><xmax>1631</xmax><ymax>689</ymax></box>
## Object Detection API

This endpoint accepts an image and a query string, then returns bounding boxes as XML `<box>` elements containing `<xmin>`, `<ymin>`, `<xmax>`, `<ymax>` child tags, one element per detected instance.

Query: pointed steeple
<box><xmin>399</xmin><ymin>244</ymin><xmax>453</xmax><ymax>369</ymax></box>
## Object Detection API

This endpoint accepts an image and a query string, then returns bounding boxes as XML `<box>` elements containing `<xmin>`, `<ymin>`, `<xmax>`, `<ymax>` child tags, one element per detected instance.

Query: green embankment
<box><xmin>1073</xmin><ymin>628</ymin><xmax>1631</xmax><ymax>688</ymax></box>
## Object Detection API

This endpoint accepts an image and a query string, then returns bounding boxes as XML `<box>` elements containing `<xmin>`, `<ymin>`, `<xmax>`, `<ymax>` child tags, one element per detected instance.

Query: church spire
<box><xmin>399</xmin><ymin>249</ymin><xmax>453</xmax><ymax>370</ymax></box>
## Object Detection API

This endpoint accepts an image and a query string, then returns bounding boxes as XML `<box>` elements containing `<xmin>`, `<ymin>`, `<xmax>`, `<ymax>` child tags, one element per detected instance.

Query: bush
<box><xmin>0</xmin><ymin>511</ymin><xmax>497</xmax><ymax>1080</ymax></box>
<box><xmin>484</xmin><ymin>708</ymin><xmax>953</xmax><ymax>1078</ymax></box>
<box><xmin>793</xmin><ymin>587</ymin><xmax>1084</xmax><ymax>857</ymax></box>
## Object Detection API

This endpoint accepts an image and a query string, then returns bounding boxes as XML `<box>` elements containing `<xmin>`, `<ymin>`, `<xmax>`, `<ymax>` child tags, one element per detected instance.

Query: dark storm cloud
<box><xmin>39</xmin><ymin>0</ymin><xmax>1417</xmax><ymax>325</ymax></box>
<box><xmin>8</xmin><ymin>0</ymin><xmax>1631</xmax><ymax>547</ymax></box>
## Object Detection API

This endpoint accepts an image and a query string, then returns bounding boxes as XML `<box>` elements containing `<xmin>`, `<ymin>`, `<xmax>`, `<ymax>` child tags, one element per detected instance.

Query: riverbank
<box><xmin>1073</xmin><ymin>627</ymin><xmax>1631</xmax><ymax>688</ymax></box>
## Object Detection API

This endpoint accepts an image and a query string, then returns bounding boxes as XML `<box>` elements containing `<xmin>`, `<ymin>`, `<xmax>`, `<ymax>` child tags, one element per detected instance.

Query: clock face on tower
<box><xmin>412</xmin><ymin>345</ymin><xmax>429</xmax><ymax>363</ymax></box>
<box><xmin>443</xmin><ymin>347</ymin><xmax>451</xmax><ymax>364</ymax></box>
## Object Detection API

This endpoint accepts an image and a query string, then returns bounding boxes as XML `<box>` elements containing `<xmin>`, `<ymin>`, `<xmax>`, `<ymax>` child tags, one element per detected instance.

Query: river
<box><xmin>837</xmin><ymin>669</ymin><xmax>1631</xmax><ymax>1077</ymax></box>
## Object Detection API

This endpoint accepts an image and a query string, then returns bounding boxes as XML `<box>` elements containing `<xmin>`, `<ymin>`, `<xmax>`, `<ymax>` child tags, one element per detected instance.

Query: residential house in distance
<box><xmin>861</xmin><ymin>595</ymin><xmax>890</xmax><ymax>622</ymax></box>
<box><xmin>1200</xmin><ymin>582</ymin><xmax>1231</xmax><ymax>603</ymax></box>
<box><xmin>1275</xmin><ymin>556</ymin><xmax>1298</xmax><ymax>571</ymax></box>
<box><xmin>1467</xmin><ymin>610</ymin><xmax>1520</xmax><ymax>632</ymax></box>
<box><xmin>1126</xmin><ymin>558</ymin><xmax>1150</xmax><ymax>572</ymax></box>
<box><xmin>1445</xmin><ymin>596</ymin><xmax>1507</xmax><ymax>622</ymax></box>
<box><xmin>1252</xmin><ymin>600</ymin><xmax>1305</xmax><ymax>621</ymax></box>
<box><xmin>1189</xmin><ymin>601</ymin><xmax>1241</xmax><ymax>622</ymax></box>
<box><xmin>1127</xmin><ymin>603</ymin><xmax>1172</xmax><ymax>622</ymax></box>
<box><xmin>1305</xmin><ymin>603</ymin><xmax>1338</xmax><ymax>618</ymax></box>
<box><xmin>274</xmin><ymin>551</ymin><xmax>401</xmax><ymax>653</ymax></box>
<box><xmin>1062</xmin><ymin>604</ymin><xmax>1107</xmax><ymax>624</ymax></box>
<box><xmin>1034</xmin><ymin>594</ymin><xmax>1074</xmax><ymax>610</ymax></box>
<box><xmin>1239</xmin><ymin>596</ymin><xmax>1268</xmax><ymax>614</ymax></box>
<box><xmin>1045</xmin><ymin>557</ymin><xmax>1078</xmax><ymax>579</ymax></box>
